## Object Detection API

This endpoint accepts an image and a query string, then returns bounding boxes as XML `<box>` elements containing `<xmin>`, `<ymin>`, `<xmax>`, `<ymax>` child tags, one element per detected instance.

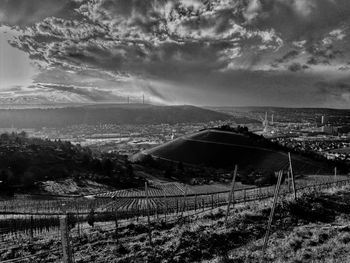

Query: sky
<box><xmin>0</xmin><ymin>0</ymin><xmax>350</xmax><ymax>108</ymax></box>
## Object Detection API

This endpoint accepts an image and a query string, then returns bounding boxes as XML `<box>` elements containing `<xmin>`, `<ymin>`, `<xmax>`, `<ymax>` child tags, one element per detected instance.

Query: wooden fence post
<box><xmin>288</xmin><ymin>152</ymin><xmax>297</xmax><ymax>200</ymax></box>
<box><xmin>225</xmin><ymin>165</ymin><xmax>238</xmax><ymax>226</ymax></box>
<box><xmin>262</xmin><ymin>170</ymin><xmax>283</xmax><ymax>260</ymax></box>
<box><xmin>60</xmin><ymin>215</ymin><xmax>73</xmax><ymax>263</ymax></box>
<box><xmin>145</xmin><ymin>182</ymin><xmax>152</xmax><ymax>245</ymax></box>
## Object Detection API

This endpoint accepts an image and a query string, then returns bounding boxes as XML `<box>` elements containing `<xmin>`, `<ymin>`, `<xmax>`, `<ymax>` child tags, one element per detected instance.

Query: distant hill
<box><xmin>135</xmin><ymin>128</ymin><xmax>333</xmax><ymax>175</ymax></box>
<box><xmin>0</xmin><ymin>104</ymin><xmax>231</xmax><ymax>128</ymax></box>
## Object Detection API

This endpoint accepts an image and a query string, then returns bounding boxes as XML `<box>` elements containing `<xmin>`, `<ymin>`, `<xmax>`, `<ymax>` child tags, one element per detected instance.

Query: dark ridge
<box><xmin>0</xmin><ymin>104</ymin><xmax>232</xmax><ymax>128</ymax></box>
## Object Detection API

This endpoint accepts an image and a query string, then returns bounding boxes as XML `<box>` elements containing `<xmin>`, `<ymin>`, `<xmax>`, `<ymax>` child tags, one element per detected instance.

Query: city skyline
<box><xmin>1</xmin><ymin>0</ymin><xmax>350</xmax><ymax>108</ymax></box>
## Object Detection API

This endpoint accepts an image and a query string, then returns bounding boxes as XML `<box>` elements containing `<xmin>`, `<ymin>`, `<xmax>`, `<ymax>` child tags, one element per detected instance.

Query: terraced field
<box><xmin>0</xmin><ymin>176</ymin><xmax>349</xmax><ymax>246</ymax></box>
<box><xmin>1</xmin><ymin>176</ymin><xmax>347</xmax><ymax>216</ymax></box>
<box><xmin>97</xmin><ymin>182</ymin><xmax>187</xmax><ymax>198</ymax></box>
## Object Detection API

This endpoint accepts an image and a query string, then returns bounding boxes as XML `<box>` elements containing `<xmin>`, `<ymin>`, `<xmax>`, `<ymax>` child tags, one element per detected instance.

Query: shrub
<box><xmin>286</xmin><ymin>197</ymin><xmax>335</xmax><ymax>223</ymax></box>
<box><xmin>289</xmin><ymin>236</ymin><xmax>303</xmax><ymax>251</ymax></box>
<box><xmin>339</xmin><ymin>233</ymin><xmax>350</xmax><ymax>244</ymax></box>
<box><xmin>116</xmin><ymin>244</ymin><xmax>129</xmax><ymax>255</ymax></box>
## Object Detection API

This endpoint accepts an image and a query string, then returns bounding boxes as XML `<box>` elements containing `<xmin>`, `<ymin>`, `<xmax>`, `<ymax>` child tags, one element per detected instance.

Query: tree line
<box><xmin>0</xmin><ymin>132</ymin><xmax>144</xmax><ymax>195</ymax></box>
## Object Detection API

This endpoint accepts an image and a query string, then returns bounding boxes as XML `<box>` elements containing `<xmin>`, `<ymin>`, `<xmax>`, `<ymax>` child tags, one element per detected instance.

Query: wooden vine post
<box><xmin>176</xmin><ymin>199</ymin><xmax>179</xmax><ymax>214</ymax></box>
<box><xmin>163</xmin><ymin>193</ymin><xmax>167</xmax><ymax>222</ymax></box>
<box><xmin>60</xmin><ymin>215</ymin><xmax>73</xmax><ymax>263</ymax></box>
<box><xmin>29</xmin><ymin>216</ymin><xmax>34</xmax><ymax>242</ymax></box>
<box><xmin>136</xmin><ymin>204</ymin><xmax>139</xmax><ymax>222</ymax></box>
<box><xmin>145</xmin><ymin>182</ymin><xmax>152</xmax><ymax>245</ymax></box>
<box><xmin>288</xmin><ymin>152</ymin><xmax>297</xmax><ymax>200</ymax></box>
<box><xmin>225</xmin><ymin>165</ymin><xmax>238</xmax><ymax>226</ymax></box>
<box><xmin>286</xmin><ymin>170</ymin><xmax>290</xmax><ymax>191</ymax></box>
<box><xmin>181</xmin><ymin>185</ymin><xmax>188</xmax><ymax>218</ymax></box>
<box><xmin>75</xmin><ymin>205</ymin><xmax>80</xmax><ymax>238</ymax></box>
<box><xmin>194</xmin><ymin>194</ymin><xmax>197</xmax><ymax>212</ymax></box>
<box><xmin>156</xmin><ymin>202</ymin><xmax>159</xmax><ymax>220</ymax></box>
<box><xmin>262</xmin><ymin>170</ymin><xmax>283</xmax><ymax>260</ymax></box>
<box><xmin>115</xmin><ymin>210</ymin><xmax>119</xmax><ymax>241</ymax></box>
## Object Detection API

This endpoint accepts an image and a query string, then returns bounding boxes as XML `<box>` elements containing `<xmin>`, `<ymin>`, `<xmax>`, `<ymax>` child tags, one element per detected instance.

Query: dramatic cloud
<box><xmin>0</xmin><ymin>0</ymin><xmax>80</xmax><ymax>26</ymax></box>
<box><xmin>1</xmin><ymin>0</ymin><xmax>350</xmax><ymax>107</ymax></box>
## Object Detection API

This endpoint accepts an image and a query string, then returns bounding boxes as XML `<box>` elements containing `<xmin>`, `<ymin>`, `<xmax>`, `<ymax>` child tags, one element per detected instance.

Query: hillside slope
<box><xmin>135</xmin><ymin>129</ymin><xmax>333</xmax><ymax>175</ymax></box>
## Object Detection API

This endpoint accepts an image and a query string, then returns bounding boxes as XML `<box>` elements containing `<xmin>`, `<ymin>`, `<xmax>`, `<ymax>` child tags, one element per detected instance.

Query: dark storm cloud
<box><xmin>2</xmin><ymin>0</ymin><xmax>350</xmax><ymax>107</ymax></box>
<box><xmin>8</xmin><ymin>0</ymin><xmax>282</xmax><ymax>71</ymax></box>
<box><xmin>338</xmin><ymin>66</ymin><xmax>350</xmax><ymax>71</ymax></box>
<box><xmin>315</xmin><ymin>81</ymin><xmax>350</xmax><ymax>95</ymax></box>
<box><xmin>305</xmin><ymin>43</ymin><xmax>343</xmax><ymax>66</ymax></box>
<box><xmin>276</xmin><ymin>50</ymin><xmax>299</xmax><ymax>63</ymax></box>
<box><xmin>33</xmin><ymin>83</ymin><xmax>124</xmax><ymax>102</ymax></box>
<box><xmin>312</xmin><ymin>80</ymin><xmax>350</xmax><ymax>107</ymax></box>
<box><xmin>248</xmin><ymin>0</ymin><xmax>350</xmax><ymax>42</ymax></box>
<box><xmin>160</xmin><ymin>68</ymin><xmax>337</xmax><ymax>107</ymax></box>
<box><xmin>288</xmin><ymin>62</ymin><xmax>303</xmax><ymax>72</ymax></box>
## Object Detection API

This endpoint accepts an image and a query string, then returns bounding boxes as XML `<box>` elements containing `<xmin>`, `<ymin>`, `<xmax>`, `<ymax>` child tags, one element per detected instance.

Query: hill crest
<box><xmin>135</xmin><ymin>128</ymin><xmax>333</xmax><ymax>175</ymax></box>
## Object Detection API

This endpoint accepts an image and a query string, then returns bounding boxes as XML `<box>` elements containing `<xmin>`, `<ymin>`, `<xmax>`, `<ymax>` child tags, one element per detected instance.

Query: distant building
<box><xmin>323</xmin><ymin>125</ymin><xmax>337</xmax><ymax>135</ymax></box>
<box><xmin>317</xmin><ymin>115</ymin><xmax>328</xmax><ymax>127</ymax></box>
<box><xmin>322</xmin><ymin>125</ymin><xmax>350</xmax><ymax>136</ymax></box>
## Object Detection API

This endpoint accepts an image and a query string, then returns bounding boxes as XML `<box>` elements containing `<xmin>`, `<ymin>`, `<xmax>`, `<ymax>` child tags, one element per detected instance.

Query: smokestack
<box><xmin>271</xmin><ymin>114</ymin><xmax>274</xmax><ymax>125</ymax></box>
<box><xmin>263</xmin><ymin>112</ymin><xmax>268</xmax><ymax>132</ymax></box>
<box><xmin>321</xmin><ymin>115</ymin><xmax>325</xmax><ymax>124</ymax></box>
